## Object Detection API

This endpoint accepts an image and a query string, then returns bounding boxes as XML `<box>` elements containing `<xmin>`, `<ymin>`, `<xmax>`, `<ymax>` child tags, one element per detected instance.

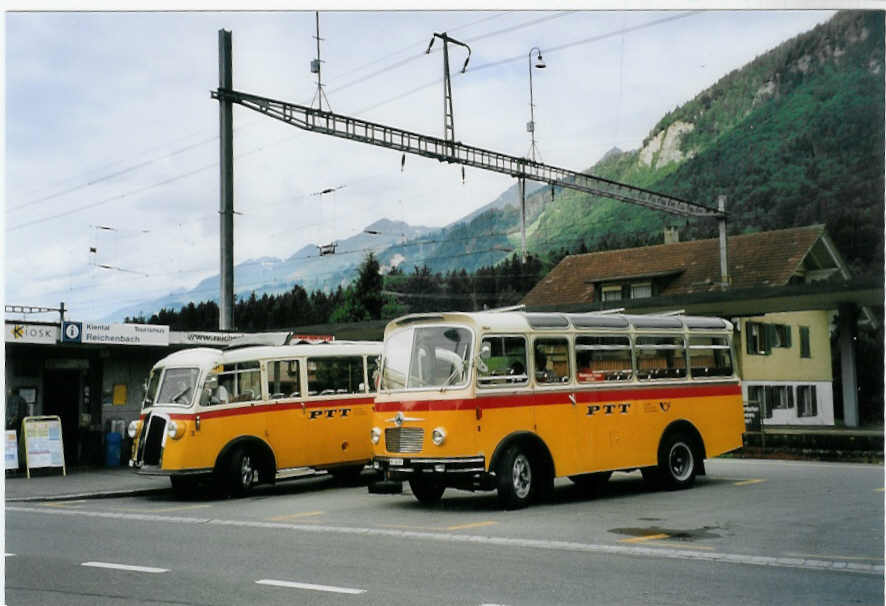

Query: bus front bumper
<box><xmin>370</xmin><ymin>455</ymin><xmax>493</xmax><ymax>491</ymax></box>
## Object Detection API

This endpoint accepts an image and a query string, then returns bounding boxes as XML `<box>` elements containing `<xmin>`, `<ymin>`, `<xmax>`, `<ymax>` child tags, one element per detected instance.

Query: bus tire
<box><xmin>408</xmin><ymin>477</ymin><xmax>445</xmax><ymax>505</ymax></box>
<box><xmin>658</xmin><ymin>432</ymin><xmax>697</xmax><ymax>490</ymax></box>
<box><xmin>496</xmin><ymin>445</ymin><xmax>535</xmax><ymax>510</ymax></box>
<box><xmin>228</xmin><ymin>446</ymin><xmax>258</xmax><ymax>497</ymax></box>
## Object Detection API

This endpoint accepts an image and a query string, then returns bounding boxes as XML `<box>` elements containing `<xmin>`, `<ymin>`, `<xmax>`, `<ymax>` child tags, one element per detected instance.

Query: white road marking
<box><xmin>256</xmin><ymin>579</ymin><xmax>365</xmax><ymax>594</ymax></box>
<box><xmin>82</xmin><ymin>561</ymin><xmax>169</xmax><ymax>574</ymax></box>
<box><xmin>5</xmin><ymin>553</ymin><xmax>15</xmax><ymax>557</ymax></box>
<box><xmin>9</xmin><ymin>506</ymin><xmax>882</xmax><ymax>577</ymax></box>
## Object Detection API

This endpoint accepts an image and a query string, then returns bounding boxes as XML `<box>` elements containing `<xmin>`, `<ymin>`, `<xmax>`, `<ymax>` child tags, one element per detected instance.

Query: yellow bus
<box><xmin>129</xmin><ymin>336</ymin><xmax>382</xmax><ymax>496</ymax></box>
<box><xmin>370</xmin><ymin>311</ymin><xmax>744</xmax><ymax>509</ymax></box>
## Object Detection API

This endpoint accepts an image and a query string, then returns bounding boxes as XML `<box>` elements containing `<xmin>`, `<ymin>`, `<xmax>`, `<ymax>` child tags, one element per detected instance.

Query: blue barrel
<box><xmin>105</xmin><ymin>432</ymin><xmax>122</xmax><ymax>467</ymax></box>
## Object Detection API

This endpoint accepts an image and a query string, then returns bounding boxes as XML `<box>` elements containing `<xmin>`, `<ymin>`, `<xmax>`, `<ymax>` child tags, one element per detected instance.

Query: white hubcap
<box><xmin>512</xmin><ymin>454</ymin><xmax>532</xmax><ymax>499</ymax></box>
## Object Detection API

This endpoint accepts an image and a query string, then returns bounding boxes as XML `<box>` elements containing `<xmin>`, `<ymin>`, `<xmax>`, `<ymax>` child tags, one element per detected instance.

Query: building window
<box><xmin>773</xmin><ymin>324</ymin><xmax>791</xmax><ymax>348</ymax></box>
<box><xmin>747</xmin><ymin>385</ymin><xmax>769</xmax><ymax>419</ymax></box>
<box><xmin>799</xmin><ymin>326</ymin><xmax>811</xmax><ymax>358</ymax></box>
<box><xmin>746</xmin><ymin>321</ymin><xmax>769</xmax><ymax>355</ymax></box>
<box><xmin>765</xmin><ymin>385</ymin><xmax>794</xmax><ymax>410</ymax></box>
<box><xmin>797</xmin><ymin>385</ymin><xmax>818</xmax><ymax>417</ymax></box>
<box><xmin>746</xmin><ymin>321</ymin><xmax>792</xmax><ymax>355</ymax></box>
<box><xmin>601</xmin><ymin>285</ymin><xmax>622</xmax><ymax>302</ymax></box>
<box><xmin>631</xmin><ymin>283</ymin><xmax>652</xmax><ymax>299</ymax></box>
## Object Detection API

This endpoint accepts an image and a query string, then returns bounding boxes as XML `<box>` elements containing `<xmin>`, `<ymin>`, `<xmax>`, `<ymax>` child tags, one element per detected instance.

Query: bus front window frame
<box><xmin>380</xmin><ymin>324</ymin><xmax>474</xmax><ymax>392</ymax></box>
<box><xmin>154</xmin><ymin>367</ymin><xmax>202</xmax><ymax>407</ymax></box>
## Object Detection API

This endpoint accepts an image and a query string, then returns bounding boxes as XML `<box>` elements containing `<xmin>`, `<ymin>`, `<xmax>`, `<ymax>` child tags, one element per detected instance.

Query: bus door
<box><xmin>263</xmin><ymin>358</ymin><xmax>313</xmax><ymax>469</ymax></box>
<box><xmin>530</xmin><ymin>337</ymin><xmax>584</xmax><ymax>475</ymax></box>
<box><xmin>303</xmin><ymin>355</ymin><xmax>373</xmax><ymax>465</ymax></box>
<box><xmin>574</xmin><ymin>335</ymin><xmax>635</xmax><ymax>472</ymax></box>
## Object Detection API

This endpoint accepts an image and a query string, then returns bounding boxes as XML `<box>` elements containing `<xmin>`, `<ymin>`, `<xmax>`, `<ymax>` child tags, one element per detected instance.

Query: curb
<box><xmin>6</xmin><ymin>487</ymin><xmax>170</xmax><ymax>503</ymax></box>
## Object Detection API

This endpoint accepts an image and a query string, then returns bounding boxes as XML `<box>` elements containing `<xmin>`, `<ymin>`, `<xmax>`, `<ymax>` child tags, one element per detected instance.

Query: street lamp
<box><xmin>520</xmin><ymin>47</ymin><xmax>546</xmax><ymax>265</ymax></box>
<box><xmin>527</xmin><ymin>47</ymin><xmax>546</xmax><ymax>162</ymax></box>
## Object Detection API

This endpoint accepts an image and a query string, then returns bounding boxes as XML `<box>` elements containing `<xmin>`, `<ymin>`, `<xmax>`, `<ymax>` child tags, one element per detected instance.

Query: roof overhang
<box><xmin>585</xmin><ymin>269</ymin><xmax>684</xmax><ymax>284</ymax></box>
<box><xmin>525</xmin><ymin>277</ymin><xmax>883</xmax><ymax>327</ymax></box>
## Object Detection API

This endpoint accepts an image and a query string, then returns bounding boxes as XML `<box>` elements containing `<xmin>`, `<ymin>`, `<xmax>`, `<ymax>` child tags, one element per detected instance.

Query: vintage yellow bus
<box><xmin>129</xmin><ymin>336</ymin><xmax>382</xmax><ymax>496</ymax></box>
<box><xmin>370</xmin><ymin>311</ymin><xmax>744</xmax><ymax>509</ymax></box>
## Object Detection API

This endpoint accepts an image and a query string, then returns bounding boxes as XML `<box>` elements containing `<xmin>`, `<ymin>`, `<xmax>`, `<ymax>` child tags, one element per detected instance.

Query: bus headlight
<box><xmin>432</xmin><ymin>427</ymin><xmax>447</xmax><ymax>446</ymax></box>
<box><xmin>166</xmin><ymin>420</ymin><xmax>185</xmax><ymax>440</ymax></box>
<box><xmin>370</xmin><ymin>427</ymin><xmax>381</xmax><ymax>445</ymax></box>
<box><xmin>127</xmin><ymin>420</ymin><xmax>141</xmax><ymax>439</ymax></box>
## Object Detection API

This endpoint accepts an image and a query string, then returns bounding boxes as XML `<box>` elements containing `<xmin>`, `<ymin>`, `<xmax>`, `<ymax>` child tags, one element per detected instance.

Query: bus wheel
<box><xmin>408</xmin><ymin>477</ymin><xmax>445</xmax><ymax>505</ymax></box>
<box><xmin>659</xmin><ymin>432</ymin><xmax>697</xmax><ymax>490</ymax></box>
<box><xmin>496</xmin><ymin>445</ymin><xmax>535</xmax><ymax>510</ymax></box>
<box><xmin>228</xmin><ymin>446</ymin><xmax>258</xmax><ymax>497</ymax></box>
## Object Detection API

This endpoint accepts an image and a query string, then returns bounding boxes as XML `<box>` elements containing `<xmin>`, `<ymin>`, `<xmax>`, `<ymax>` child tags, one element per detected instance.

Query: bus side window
<box><xmin>307</xmin><ymin>356</ymin><xmax>364</xmax><ymax>396</ymax></box>
<box><xmin>534</xmin><ymin>338</ymin><xmax>570</xmax><ymax>384</ymax></box>
<box><xmin>268</xmin><ymin>359</ymin><xmax>301</xmax><ymax>399</ymax></box>
<box><xmin>635</xmin><ymin>336</ymin><xmax>686</xmax><ymax>380</ymax></box>
<box><xmin>367</xmin><ymin>355</ymin><xmax>380</xmax><ymax>393</ymax></box>
<box><xmin>576</xmin><ymin>336</ymin><xmax>632</xmax><ymax>382</ymax></box>
<box><xmin>477</xmin><ymin>336</ymin><xmax>528</xmax><ymax>387</ymax></box>
<box><xmin>689</xmin><ymin>336</ymin><xmax>733</xmax><ymax>377</ymax></box>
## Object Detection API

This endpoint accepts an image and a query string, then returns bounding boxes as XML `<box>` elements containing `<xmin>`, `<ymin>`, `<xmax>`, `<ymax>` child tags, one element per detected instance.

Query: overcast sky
<box><xmin>4</xmin><ymin>8</ymin><xmax>838</xmax><ymax>322</ymax></box>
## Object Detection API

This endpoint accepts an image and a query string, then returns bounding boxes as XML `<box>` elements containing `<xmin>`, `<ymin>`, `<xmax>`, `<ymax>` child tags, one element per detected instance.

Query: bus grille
<box><xmin>385</xmin><ymin>427</ymin><xmax>424</xmax><ymax>453</ymax></box>
<box><xmin>136</xmin><ymin>415</ymin><xmax>166</xmax><ymax>466</ymax></box>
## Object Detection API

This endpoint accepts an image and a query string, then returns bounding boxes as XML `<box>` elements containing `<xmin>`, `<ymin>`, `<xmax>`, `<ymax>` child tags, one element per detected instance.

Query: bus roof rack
<box><xmin>487</xmin><ymin>304</ymin><xmax>526</xmax><ymax>313</ymax></box>
<box><xmin>225</xmin><ymin>332</ymin><xmax>291</xmax><ymax>349</ymax></box>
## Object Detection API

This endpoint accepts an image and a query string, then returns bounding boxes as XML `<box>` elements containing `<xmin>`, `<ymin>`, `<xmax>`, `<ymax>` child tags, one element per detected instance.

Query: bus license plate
<box><xmin>389</xmin><ymin>458</ymin><xmax>404</xmax><ymax>466</ymax></box>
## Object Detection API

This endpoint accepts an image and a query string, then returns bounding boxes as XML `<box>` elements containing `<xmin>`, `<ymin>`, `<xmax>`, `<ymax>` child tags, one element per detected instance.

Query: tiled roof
<box><xmin>521</xmin><ymin>225</ymin><xmax>826</xmax><ymax>306</ymax></box>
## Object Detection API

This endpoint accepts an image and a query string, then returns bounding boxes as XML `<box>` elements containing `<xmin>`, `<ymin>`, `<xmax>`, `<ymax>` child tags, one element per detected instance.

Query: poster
<box><xmin>5</xmin><ymin>431</ymin><xmax>19</xmax><ymax>470</ymax></box>
<box><xmin>22</xmin><ymin>416</ymin><xmax>66</xmax><ymax>475</ymax></box>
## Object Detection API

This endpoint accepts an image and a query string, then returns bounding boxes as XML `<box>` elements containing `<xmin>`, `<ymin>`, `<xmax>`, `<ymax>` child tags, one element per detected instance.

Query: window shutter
<box><xmin>784</xmin><ymin>326</ymin><xmax>792</xmax><ymax>348</ymax></box>
<box><xmin>787</xmin><ymin>386</ymin><xmax>794</xmax><ymax>408</ymax></box>
<box><xmin>764</xmin><ymin>324</ymin><xmax>776</xmax><ymax>354</ymax></box>
<box><xmin>746</xmin><ymin>323</ymin><xmax>754</xmax><ymax>354</ymax></box>
<box><xmin>810</xmin><ymin>385</ymin><xmax>817</xmax><ymax>416</ymax></box>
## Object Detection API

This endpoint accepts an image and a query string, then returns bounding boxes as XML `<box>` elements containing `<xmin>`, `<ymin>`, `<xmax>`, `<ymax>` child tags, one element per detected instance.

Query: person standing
<box><xmin>5</xmin><ymin>389</ymin><xmax>27</xmax><ymax>432</ymax></box>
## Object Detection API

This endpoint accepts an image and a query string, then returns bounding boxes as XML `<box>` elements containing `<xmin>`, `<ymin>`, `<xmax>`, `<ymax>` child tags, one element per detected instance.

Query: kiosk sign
<box><xmin>5</xmin><ymin>322</ymin><xmax>58</xmax><ymax>344</ymax></box>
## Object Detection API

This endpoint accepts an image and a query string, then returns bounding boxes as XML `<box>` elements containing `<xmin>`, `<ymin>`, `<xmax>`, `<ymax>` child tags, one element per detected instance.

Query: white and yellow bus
<box><xmin>370</xmin><ymin>311</ymin><xmax>744</xmax><ymax>509</ymax></box>
<box><xmin>129</xmin><ymin>337</ymin><xmax>382</xmax><ymax>496</ymax></box>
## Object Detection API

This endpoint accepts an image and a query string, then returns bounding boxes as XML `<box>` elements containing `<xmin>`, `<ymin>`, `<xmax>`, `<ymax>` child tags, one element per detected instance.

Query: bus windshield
<box><xmin>154</xmin><ymin>367</ymin><xmax>201</xmax><ymax>407</ymax></box>
<box><xmin>381</xmin><ymin>325</ymin><xmax>472</xmax><ymax>391</ymax></box>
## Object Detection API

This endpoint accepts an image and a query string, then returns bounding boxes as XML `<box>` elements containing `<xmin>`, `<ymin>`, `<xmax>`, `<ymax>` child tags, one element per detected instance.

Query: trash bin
<box><xmin>105</xmin><ymin>432</ymin><xmax>122</xmax><ymax>467</ymax></box>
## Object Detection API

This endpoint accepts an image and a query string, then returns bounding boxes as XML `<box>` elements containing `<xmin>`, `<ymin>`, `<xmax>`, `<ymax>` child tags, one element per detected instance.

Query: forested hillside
<box><xmin>405</xmin><ymin>10</ymin><xmax>884</xmax><ymax>276</ymax></box>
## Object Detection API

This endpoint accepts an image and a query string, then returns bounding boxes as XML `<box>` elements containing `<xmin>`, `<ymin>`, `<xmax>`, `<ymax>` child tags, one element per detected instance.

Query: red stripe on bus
<box><xmin>150</xmin><ymin>397</ymin><xmax>375</xmax><ymax>421</ymax></box>
<box><xmin>373</xmin><ymin>383</ymin><xmax>741</xmax><ymax>413</ymax></box>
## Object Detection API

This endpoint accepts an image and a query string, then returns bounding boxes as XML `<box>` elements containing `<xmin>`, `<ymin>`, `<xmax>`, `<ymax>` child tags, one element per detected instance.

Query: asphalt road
<box><xmin>5</xmin><ymin>459</ymin><xmax>884</xmax><ymax>606</ymax></box>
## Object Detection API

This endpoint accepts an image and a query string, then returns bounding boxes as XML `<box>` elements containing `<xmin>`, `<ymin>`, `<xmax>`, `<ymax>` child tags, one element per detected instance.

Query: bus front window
<box><xmin>381</xmin><ymin>326</ymin><xmax>472</xmax><ymax>390</ymax></box>
<box><xmin>143</xmin><ymin>369</ymin><xmax>162</xmax><ymax>409</ymax></box>
<box><xmin>155</xmin><ymin>367</ymin><xmax>201</xmax><ymax>406</ymax></box>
